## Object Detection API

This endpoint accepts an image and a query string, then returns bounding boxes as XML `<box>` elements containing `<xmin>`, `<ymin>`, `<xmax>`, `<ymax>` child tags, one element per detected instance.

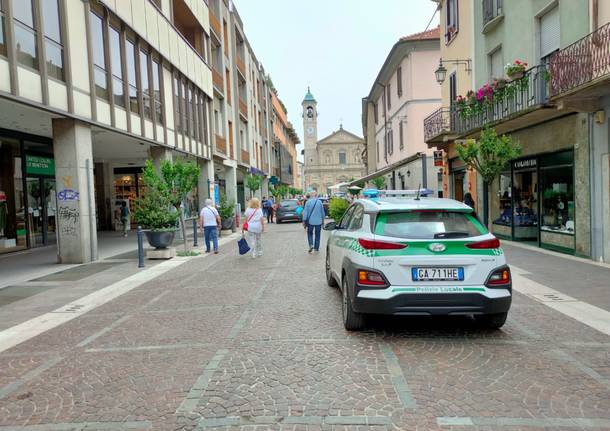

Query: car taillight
<box><xmin>466</xmin><ymin>237</ymin><xmax>501</xmax><ymax>249</ymax></box>
<box><xmin>358</xmin><ymin>238</ymin><xmax>407</xmax><ymax>250</ymax></box>
<box><xmin>486</xmin><ymin>266</ymin><xmax>511</xmax><ymax>287</ymax></box>
<box><xmin>357</xmin><ymin>269</ymin><xmax>387</xmax><ymax>286</ymax></box>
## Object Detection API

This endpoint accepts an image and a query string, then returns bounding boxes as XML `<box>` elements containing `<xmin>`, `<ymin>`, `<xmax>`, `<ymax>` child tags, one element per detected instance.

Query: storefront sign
<box><xmin>434</xmin><ymin>150</ymin><xmax>444</xmax><ymax>167</ymax></box>
<box><xmin>513</xmin><ymin>158</ymin><xmax>537</xmax><ymax>170</ymax></box>
<box><xmin>25</xmin><ymin>155</ymin><xmax>55</xmax><ymax>176</ymax></box>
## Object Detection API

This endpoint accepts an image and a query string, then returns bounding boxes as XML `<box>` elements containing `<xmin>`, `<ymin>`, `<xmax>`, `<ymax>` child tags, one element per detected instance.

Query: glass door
<box><xmin>43</xmin><ymin>178</ymin><xmax>57</xmax><ymax>245</ymax></box>
<box><xmin>26</xmin><ymin>177</ymin><xmax>56</xmax><ymax>247</ymax></box>
<box><xmin>26</xmin><ymin>177</ymin><xmax>44</xmax><ymax>247</ymax></box>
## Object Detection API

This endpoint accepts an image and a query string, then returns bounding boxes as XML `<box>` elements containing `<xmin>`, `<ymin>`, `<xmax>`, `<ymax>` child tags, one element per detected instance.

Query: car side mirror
<box><xmin>323</xmin><ymin>222</ymin><xmax>337</xmax><ymax>231</ymax></box>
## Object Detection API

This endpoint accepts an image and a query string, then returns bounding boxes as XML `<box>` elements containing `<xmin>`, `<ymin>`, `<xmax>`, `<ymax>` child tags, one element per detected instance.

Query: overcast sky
<box><xmin>232</xmin><ymin>0</ymin><xmax>439</xmax><ymax>160</ymax></box>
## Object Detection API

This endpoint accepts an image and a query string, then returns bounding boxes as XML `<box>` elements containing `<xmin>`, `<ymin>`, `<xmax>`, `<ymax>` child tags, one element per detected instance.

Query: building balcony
<box><xmin>209</xmin><ymin>8</ymin><xmax>222</xmax><ymax>38</ymax></box>
<box><xmin>236</xmin><ymin>55</ymin><xmax>246</xmax><ymax>78</ymax></box>
<box><xmin>453</xmin><ymin>65</ymin><xmax>561</xmax><ymax>138</ymax></box>
<box><xmin>424</xmin><ymin>107</ymin><xmax>458</xmax><ymax>147</ymax></box>
<box><xmin>215</xmin><ymin>134</ymin><xmax>226</xmax><ymax>154</ymax></box>
<box><xmin>239</xmin><ymin>98</ymin><xmax>248</xmax><ymax>120</ymax></box>
<box><xmin>241</xmin><ymin>149</ymin><xmax>250</xmax><ymax>164</ymax></box>
<box><xmin>549</xmin><ymin>22</ymin><xmax>610</xmax><ymax>111</ymax></box>
<box><xmin>212</xmin><ymin>68</ymin><xmax>224</xmax><ymax>94</ymax></box>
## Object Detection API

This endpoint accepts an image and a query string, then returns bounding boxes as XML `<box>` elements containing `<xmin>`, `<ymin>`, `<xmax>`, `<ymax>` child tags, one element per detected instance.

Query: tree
<box><xmin>371</xmin><ymin>176</ymin><xmax>386</xmax><ymax>190</ymax></box>
<box><xmin>245</xmin><ymin>174</ymin><xmax>262</xmax><ymax>198</ymax></box>
<box><xmin>289</xmin><ymin>187</ymin><xmax>303</xmax><ymax>197</ymax></box>
<box><xmin>271</xmin><ymin>184</ymin><xmax>289</xmax><ymax>200</ymax></box>
<box><xmin>133</xmin><ymin>161</ymin><xmax>179</xmax><ymax>231</ymax></box>
<box><xmin>159</xmin><ymin>159</ymin><xmax>201</xmax><ymax>253</ymax></box>
<box><xmin>456</xmin><ymin>126</ymin><xmax>521</xmax><ymax>225</ymax></box>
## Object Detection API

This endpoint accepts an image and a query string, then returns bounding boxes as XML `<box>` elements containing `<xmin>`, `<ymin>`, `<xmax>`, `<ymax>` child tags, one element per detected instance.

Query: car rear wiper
<box><xmin>434</xmin><ymin>231</ymin><xmax>470</xmax><ymax>239</ymax></box>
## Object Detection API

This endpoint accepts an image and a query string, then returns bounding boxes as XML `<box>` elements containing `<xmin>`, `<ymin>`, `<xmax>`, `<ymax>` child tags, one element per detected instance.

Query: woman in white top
<box><xmin>243</xmin><ymin>197</ymin><xmax>265</xmax><ymax>258</ymax></box>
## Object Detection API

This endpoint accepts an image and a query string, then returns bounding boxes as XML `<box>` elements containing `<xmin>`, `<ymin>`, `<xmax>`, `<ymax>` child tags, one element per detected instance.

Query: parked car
<box><xmin>276</xmin><ymin>199</ymin><xmax>302</xmax><ymax>223</ymax></box>
<box><xmin>324</xmin><ymin>197</ymin><xmax>512</xmax><ymax>331</ymax></box>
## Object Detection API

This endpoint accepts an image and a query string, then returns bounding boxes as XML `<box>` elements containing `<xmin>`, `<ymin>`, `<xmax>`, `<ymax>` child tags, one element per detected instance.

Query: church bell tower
<box><xmin>302</xmin><ymin>87</ymin><xmax>318</xmax><ymax>179</ymax></box>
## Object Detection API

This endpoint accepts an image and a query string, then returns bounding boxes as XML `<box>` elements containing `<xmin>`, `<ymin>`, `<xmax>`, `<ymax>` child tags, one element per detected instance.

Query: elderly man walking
<box><xmin>199</xmin><ymin>198</ymin><xmax>221</xmax><ymax>254</ymax></box>
<box><xmin>302</xmin><ymin>191</ymin><xmax>326</xmax><ymax>253</ymax></box>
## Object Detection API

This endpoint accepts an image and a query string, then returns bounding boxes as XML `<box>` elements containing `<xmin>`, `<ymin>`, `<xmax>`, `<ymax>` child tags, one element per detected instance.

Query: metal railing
<box><xmin>424</xmin><ymin>107</ymin><xmax>457</xmax><ymax>142</ymax></box>
<box><xmin>454</xmin><ymin>64</ymin><xmax>549</xmax><ymax>135</ymax></box>
<box><xmin>483</xmin><ymin>0</ymin><xmax>503</xmax><ymax>26</ymax></box>
<box><xmin>549</xmin><ymin>21</ymin><xmax>610</xmax><ymax>97</ymax></box>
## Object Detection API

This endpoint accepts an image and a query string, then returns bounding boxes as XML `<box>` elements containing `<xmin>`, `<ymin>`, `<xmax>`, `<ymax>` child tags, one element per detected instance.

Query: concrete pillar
<box><xmin>198</xmin><ymin>159</ymin><xmax>215</xmax><ymax>206</ymax></box>
<box><xmin>52</xmin><ymin>119</ymin><xmax>97</xmax><ymax>264</ymax></box>
<box><xmin>225</xmin><ymin>164</ymin><xmax>237</xmax><ymax>204</ymax></box>
<box><xmin>150</xmin><ymin>146</ymin><xmax>172</xmax><ymax>172</ymax></box>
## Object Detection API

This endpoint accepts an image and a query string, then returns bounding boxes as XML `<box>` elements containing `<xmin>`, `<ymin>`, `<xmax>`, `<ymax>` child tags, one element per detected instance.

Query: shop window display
<box><xmin>540</xmin><ymin>167</ymin><xmax>574</xmax><ymax>235</ymax></box>
<box><xmin>0</xmin><ymin>138</ymin><xmax>26</xmax><ymax>252</ymax></box>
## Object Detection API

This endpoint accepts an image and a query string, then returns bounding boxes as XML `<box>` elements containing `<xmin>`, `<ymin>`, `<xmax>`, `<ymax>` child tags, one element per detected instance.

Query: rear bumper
<box><xmin>277</xmin><ymin>214</ymin><xmax>301</xmax><ymax>221</ymax></box>
<box><xmin>353</xmin><ymin>287</ymin><xmax>511</xmax><ymax>316</ymax></box>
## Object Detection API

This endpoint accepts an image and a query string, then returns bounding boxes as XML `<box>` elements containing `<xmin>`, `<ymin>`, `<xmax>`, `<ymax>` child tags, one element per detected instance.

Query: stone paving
<box><xmin>0</xmin><ymin>223</ymin><xmax>609</xmax><ymax>430</ymax></box>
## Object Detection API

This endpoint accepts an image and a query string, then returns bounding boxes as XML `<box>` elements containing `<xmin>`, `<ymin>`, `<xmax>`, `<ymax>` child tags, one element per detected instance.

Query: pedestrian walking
<box><xmin>464</xmin><ymin>192</ymin><xmax>475</xmax><ymax>210</ymax></box>
<box><xmin>120</xmin><ymin>201</ymin><xmax>129</xmax><ymax>237</ymax></box>
<box><xmin>243</xmin><ymin>197</ymin><xmax>265</xmax><ymax>258</ymax></box>
<box><xmin>269</xmin><ymin>196</ymin><xmax>276</xmax><ymax>223</ymax></box>
<box><xmin>302</xmin><ymin>191</ymin><xmax>326</xmax><ymax>253</ymax></box>
<box><xmin>263</xmin><ymin>196</ymin><xmax>273</xmax><ymax>223</ymax></box>
<box><xmin>200</xmin><ymin>198</ymin><xmax>221</xmax><ymax>254</ymax></box>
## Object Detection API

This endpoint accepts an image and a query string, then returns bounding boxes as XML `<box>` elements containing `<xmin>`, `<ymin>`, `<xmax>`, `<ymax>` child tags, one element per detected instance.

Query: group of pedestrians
<box><xmin>197</xmin><ymin>191</ymin><xmax>326</xmax><ymax>257</ymax></box>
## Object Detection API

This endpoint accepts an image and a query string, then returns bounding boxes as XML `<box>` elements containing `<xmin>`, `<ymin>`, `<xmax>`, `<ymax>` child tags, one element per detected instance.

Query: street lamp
<box><xmin>434</xmin><ymin>61</ymin><xmax>447</xmax><ymax>85</ymax></box>
<box><xmin>434</xmin><ymin>58</ymin><xmax>472</xmax><ymax>85</ymax></box>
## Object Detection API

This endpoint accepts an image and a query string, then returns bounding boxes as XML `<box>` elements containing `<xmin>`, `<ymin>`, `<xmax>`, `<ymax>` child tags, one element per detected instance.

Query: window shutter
<box><xmin>540</xmin><ymin>6</ymin><xmax>560</xmax><ymax>59</ymax></box>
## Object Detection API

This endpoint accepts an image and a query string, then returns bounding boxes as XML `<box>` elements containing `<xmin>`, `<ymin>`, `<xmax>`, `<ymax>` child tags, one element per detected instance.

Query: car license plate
<box><xmin>285</xmin><ymin>213</ymin><xmax>294</xmax><ymax>216</ymax></box>
<box><xmin>412</xmin><ymin>267</ymin><xmax>464</xmax><ymax>281</ymax></box>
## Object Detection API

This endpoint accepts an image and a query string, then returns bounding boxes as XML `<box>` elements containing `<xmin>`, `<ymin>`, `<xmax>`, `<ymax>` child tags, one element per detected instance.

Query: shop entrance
<box><xmin>25</xmin><ymin>177</ymin><xmax>57</xmax><ymax>247</ymax></box>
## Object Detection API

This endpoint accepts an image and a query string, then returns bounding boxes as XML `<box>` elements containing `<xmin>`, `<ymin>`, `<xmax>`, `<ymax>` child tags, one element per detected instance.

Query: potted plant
<box><xmin>217</xmin><ymin>193</ymin><xmax>235</xmax><ymax>230</ymax></box>
<box><xmin>505</xmin><ymin>60</ymin><xmax>528</xmax><ymax>80</ymax></box>
<box><xmin>133</xmin><ymin>161</ymin><xmax>179</xmax><ymax>249</ymax></box>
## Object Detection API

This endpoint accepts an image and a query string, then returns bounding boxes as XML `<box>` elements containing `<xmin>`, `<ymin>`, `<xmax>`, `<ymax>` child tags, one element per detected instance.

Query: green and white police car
<box><xmin>324</xmin><ymin>194</ymin><xmax>512</xmax><ymax>331</ymax></box>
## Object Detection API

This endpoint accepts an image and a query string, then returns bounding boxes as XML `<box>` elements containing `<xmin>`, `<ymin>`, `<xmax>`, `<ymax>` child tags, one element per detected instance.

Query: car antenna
<box><xmin>415</xmin><ymin>183</ymin><xmax>421</xmax><ymax>201</ymax></box>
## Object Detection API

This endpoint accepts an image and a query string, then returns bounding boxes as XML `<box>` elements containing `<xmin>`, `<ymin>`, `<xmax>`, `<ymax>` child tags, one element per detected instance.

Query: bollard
<box><xmin>137</xmin><ymin>226</ymin><xmax>145</xmax><ymax>268</ymax></box>
<box><xmin>192</xmin><ymin>218</ymin><xmax>198</xmax><ymax>247</ymax></box>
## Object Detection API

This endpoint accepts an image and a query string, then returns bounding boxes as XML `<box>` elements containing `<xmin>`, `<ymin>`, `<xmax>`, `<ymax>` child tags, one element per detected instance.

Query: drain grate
<box><xmin>531</xmin><ymin>293</ymin><xmax>577</xmax><ymax>302</ymax></box>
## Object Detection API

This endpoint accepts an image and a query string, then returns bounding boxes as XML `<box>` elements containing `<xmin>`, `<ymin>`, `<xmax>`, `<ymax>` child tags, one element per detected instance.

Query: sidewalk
<box><xmin>503</xmin><ymin>241</ymin><xmax>610</xmax><ymax>312</ymax></box>
<box><xmin>0</xmin><ymin>227</ymin><xmax>211</xmax><ymax>290</ymax></box>
<box><xmin>0</xmin><ymin>231</ymin><xmax>239</xmax><ymax>332</ymax></box>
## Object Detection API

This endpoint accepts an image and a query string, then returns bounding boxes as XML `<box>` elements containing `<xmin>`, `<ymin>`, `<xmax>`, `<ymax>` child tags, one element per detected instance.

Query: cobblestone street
<box><xmin>1</xmin><ymin>223</ymin><xmax>610</xmax><ymax>431</ymax></box>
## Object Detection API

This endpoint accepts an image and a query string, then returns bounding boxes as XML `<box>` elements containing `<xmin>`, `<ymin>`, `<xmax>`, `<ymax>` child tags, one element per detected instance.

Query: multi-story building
<box><xmin>0</xmin><ymin>0</ymin><xmax>291</xmax><ymax>263</ymax></box>
<box><xmin>208</xmin><ymin>0</ymin><xmax>279</xmax><ymax>211</ymax></box>
<box><xmin>424</xmin><ymin>0</ymin><xmax>477</xmax><ymax>203</ymax></box>
<box><xmin>427</xmin><ymin>0</ymin><xmax>608</xmax><ymax>260</ymax></box>
<box><xmin>270</xmin><ymin>90</ymin><xmax>297</xmax><ymax>188</ymax></box>
<box><xmin>0</xmin><ymin>0</ymin><xmax>214</xmax><ymax>263</ymax></box>
<box><xmin>360</xmin><ymin>28</ymin><xmax>441</xmax><ymax>191</ymax></box>
<box><xmin>303</xmin><ymin>89</ymin><xmax>366</xmax><ymax>194</ymax></box>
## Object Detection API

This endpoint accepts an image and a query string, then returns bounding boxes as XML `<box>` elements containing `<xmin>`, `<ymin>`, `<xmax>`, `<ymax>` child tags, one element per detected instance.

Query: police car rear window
<box><xmin>374</xmin><ymin>211</ymin><xmax>486</xmax><ymax>240</ymax></box>
<box><xmin>280</xmin><ymin>200</ymin><xmax>298</xmax><ymax>209</ymax></box>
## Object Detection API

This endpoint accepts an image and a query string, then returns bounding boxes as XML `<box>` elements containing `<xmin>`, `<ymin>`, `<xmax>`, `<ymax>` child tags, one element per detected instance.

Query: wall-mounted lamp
<box><xmin>435</xmin><ymin>58</ymin><xmax>472</xmax><ymax>85</ymax></box>
<box><xmin>406</xmin><ymin>170</ymin><xmax>411</xmax><ymax>178</ymax></box>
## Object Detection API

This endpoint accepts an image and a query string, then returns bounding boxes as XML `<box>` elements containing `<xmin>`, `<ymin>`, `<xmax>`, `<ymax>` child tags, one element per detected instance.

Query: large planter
<box><xmin>221</xmin><ymin>217</ymin><xmax>234</xmax><ymax>230</ymax></box>
<box><xmin>144</xmin><ymin>230</ymin><xmax>176</xmax><ymax>249</ymax></box>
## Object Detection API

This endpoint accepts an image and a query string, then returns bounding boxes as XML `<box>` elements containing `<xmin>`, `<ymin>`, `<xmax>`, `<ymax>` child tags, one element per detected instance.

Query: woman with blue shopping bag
<box><xmin>240</xmin><ymin>198</ymin><xmax>265</xmax><ymax>258</ymax></box>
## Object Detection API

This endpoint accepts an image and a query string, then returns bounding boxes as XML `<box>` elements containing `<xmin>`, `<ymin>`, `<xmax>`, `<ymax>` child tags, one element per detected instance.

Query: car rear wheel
<box><xmin>325</xmin><ymin>250</ymin><xmax>338</xmax><ymax>287</ymax></box>
<box><xmin>474</xmin><ymin>312</ymin><xmax>508</xmax><ymax>329</ymax></box>
<box><xmin>342</xmin><ymin>276</ymin><xmax>365</xmax><ymax>331</ymax></box>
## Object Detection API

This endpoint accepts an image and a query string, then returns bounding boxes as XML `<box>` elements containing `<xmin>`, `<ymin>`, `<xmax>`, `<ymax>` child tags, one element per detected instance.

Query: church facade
<box><xmin>302</xmin><ymin>89</ymin><xmax>366</xmax><ymax>194</ymax></box>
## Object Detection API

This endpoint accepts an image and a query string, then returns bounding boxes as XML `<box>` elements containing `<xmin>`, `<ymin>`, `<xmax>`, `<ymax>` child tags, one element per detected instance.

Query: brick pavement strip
<box><xmin>437</xmin><ymin>416</ymin><xmax>610</xmax><ymax>428</ymax></box>
<box><xmin>1</xmin><ymin>224</ymin><xmax>610</xmax><ymax>430</ymax></box>
<box><xmin>0</xmin><ymin>421</ymin><xmax>152</xmax><ymax>430</ymax></box>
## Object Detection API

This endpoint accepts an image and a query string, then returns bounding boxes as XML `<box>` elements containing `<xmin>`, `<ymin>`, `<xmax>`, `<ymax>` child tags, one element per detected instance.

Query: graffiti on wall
<box><xmin>58</xmin><ymin>206</ymin><xmax>79</xmax><ymax>237</ymax></box>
